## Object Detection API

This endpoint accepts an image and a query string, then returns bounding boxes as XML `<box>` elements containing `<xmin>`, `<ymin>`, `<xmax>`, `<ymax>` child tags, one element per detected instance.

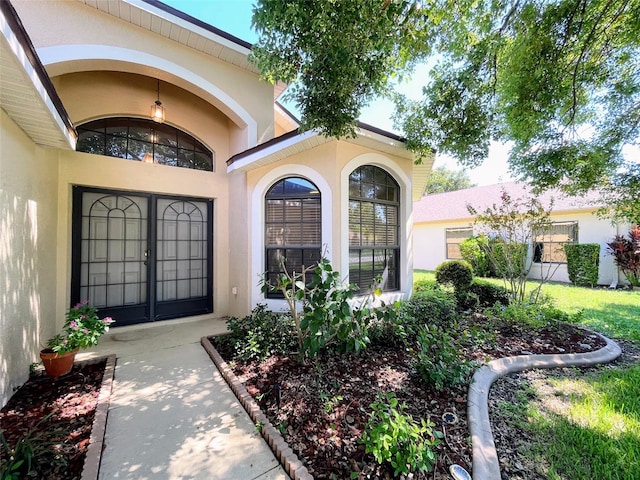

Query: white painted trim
<box><xmin>340</xmin><ymin>154</ymin><xmax>413</xmax><ymax>301</ymax></box>
<box><xmin>37</xmin><ymin>45</ymin><xmax>258</xmax><ymax>147</ymax></box>
<box><xmin>250</xmin><ymin>165</ymin><xmax>333</xmax><ymax>311</ymax></box>
<box><xmin>123</xmin><ymin>0</ymin><xmax>252</xmax><ymax>55</ymax></box>
<box><xmin>227</xmin><ymin>130</ymin><xmax>319</xmax><ymax>173</ymax></box>
<box><xmin>0</xmin><ymin>12</ymin><xmax>76</xmax><ymax>149</ymax></box>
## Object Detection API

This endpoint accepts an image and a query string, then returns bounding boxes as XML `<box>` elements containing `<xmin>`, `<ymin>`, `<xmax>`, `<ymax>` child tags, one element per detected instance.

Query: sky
<box><xmin>162</xmin><ymin>0</ymin><xmax>514</xmax><ymax>186</ymax></box>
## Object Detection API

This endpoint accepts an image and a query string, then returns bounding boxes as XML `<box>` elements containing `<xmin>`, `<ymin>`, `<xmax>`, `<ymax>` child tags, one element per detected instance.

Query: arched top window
<box><xmin>76</xmin><ymin>117</ymin><xmax>214</xmax><ymax>172</ymax></box>
<box><xmin>265</xmin><ymin>177</ymin><xmax>322</xmax><ymax>298</ymax></box>
<box><xmin>348</xmin><ymin>165</ymin><xmax>400</xmax><ymax>294</ymax></box>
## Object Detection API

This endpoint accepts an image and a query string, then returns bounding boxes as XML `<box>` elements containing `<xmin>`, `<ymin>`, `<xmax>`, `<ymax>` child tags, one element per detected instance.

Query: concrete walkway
<box><xmin>79</xmin><ymin>317</ymin><xmax>289</xmax><ymax>480</ymax></box>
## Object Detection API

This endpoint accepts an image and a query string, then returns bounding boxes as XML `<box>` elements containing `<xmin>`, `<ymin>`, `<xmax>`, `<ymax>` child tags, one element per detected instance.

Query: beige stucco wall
<box><xmin>0</xmin><ymin>110</ymin><xmax>60</xmax><ymax>407</ymax></box>
<box><xmin>12</xmin><ymin>0</ymin><xmax>275</xmax><ymax>152</ymax></box>
<box><xmin>414</xmin><ymin>210</ymin><xmax>624</xmax><ymax>286</ymax></box>
<box><xmin>243</xmin><ymin>139</ymin><xmax>415</xmax><ymax>313</ymax></box>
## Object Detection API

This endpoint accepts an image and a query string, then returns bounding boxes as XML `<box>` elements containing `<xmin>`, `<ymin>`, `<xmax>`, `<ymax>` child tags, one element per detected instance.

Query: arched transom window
<box><xmin>349</xmin><ymin>165</ymin><xmax>400</xmax><ymax>294</ymax></box>
<box><xmin>265</xmin><ymin>177</ymin><xmax>321</xmax><ymax>298</ymax></box>
<box><xmin>76</xmin><ymin>117</ymin><xmax>213</xmax><ymax>171</ymax></box>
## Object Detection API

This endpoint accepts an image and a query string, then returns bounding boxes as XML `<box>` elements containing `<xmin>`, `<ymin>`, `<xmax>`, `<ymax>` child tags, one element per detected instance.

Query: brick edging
<box><xmin>201</xmin><ymin>336</ymin><xmax>313</xmax><ymax>480</ymax></box>
<box><xmin>81</xmin><ymin>354</ymin><xmax>116</xmax><ymax>480</ymax></box>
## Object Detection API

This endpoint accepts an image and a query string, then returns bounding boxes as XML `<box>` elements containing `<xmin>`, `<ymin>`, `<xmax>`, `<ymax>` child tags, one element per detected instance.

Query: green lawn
<box><xmin>414</xmin><ymin>269</ymin><xmax>640</xmax><ymax>479</ymax></box>
<box><xmin>414</xmin><ymin>269</ymin><xmax>640</xmax><ymax>342</ymax></box>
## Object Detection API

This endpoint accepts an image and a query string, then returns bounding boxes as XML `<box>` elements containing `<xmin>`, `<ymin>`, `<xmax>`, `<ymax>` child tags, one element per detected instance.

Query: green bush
<box><xmin>435</xmin><ymin>260</ymin><xmax>474</xmax><ymax>290</ymax></box>
<box><xmin>412</xmin><ymin>325</ymin><xmax>475</xmax><ymax>390</ymax></box>
<box><xmin>488</xmin><ymin>301</ymin><xmax>583</xmax><ymax>330</ymax></box>
<box><xmin>361</xmin><ymin>392</ymin><xmax>441</xmax><ymax>477</ymax></box>
<box><xmin>413</xmin><ymin>279</ymin><xmax>441</xmax><ymax>293</ymax></box>
<box><xmin>224</xmin><ymin>305</ymin><xmax>297</xmax><ymax>361</ymax></box>
<box><xmin>398</xmin><ymin>289</ymin><xmax>457</xmax><ymax>338</ymax></box>
<box><xmin>491</xmin><ymin>242</ymin><xmax>528</xmax><ymax>279</ymax></box>
<box><xmin>460</xmin><ymin>235</ymin><xmax>494</xmax><ymax>277</ymax></box>
<box><xmin>468</xmin><ymin>279</ymin><xmax>510</xmax><ymax>308</ymax></box>
<box><xmin>564</xmin><ymin>243</ymin><xmax>600</xmax><ymax>287</ymax></box>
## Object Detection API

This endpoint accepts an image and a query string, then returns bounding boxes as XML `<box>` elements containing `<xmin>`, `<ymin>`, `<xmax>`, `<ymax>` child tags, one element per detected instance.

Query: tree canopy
<box><xmin>423</xmin><ymin>166</ymin><xmax>476</xmax><ymax>194</ymax></box>
<box><xmin>251</xmin><ymin>0</ymin><xmax>640</xmax><ymax>223</ymax></box>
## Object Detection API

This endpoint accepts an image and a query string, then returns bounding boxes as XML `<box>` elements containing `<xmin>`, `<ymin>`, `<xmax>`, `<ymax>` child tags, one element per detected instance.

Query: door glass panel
<box><xmin>156</xmin><ymin>198</ymin><xmax>208</xmax><ymax>302</ymax></box>
<box><xmin>80</xmin><ymin>192</ymin><xmax>148</xmax><ymax>308</ymax></box>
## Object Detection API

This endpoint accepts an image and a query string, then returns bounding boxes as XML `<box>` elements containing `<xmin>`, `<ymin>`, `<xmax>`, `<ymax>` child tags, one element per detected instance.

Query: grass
<box><xmin>414</xmin><ymin>269</ymin><xmax>640</xmax><ymax>479</ymax></box>
<box><xmin>414</xmin><ymin>269</ymin><xmax>640</xmax><ymax>342</ymax></box>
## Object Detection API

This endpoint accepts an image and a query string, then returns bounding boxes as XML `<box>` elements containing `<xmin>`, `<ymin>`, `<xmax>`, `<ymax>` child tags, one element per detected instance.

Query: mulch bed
<box><xmin>211</xmin><ymin>320</ymin><xmax>608</xmax><ymax>479</ymax></box>
<box><xmin>0</xmin><ymin>357</ymin><xmax>113</xmax><ymax>479</ymax></box>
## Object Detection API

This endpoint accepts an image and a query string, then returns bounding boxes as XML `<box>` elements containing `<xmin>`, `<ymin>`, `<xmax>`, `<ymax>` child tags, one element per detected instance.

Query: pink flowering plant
<box><xmin>47</xmin><ymin>300</ymin><xmax>114</xmax><ymax>354</ymax></box>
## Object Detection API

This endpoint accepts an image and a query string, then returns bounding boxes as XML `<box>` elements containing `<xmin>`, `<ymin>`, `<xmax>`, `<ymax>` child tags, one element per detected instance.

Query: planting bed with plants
<box><xmin>211</xmin><ymin>258</ymin><xmax>609</xmax><ymax>479</ymax></box>
<box><xmin>0</xmin><ymin>360</ymin><xmax>107</xmax><ymax>479</ymax></box>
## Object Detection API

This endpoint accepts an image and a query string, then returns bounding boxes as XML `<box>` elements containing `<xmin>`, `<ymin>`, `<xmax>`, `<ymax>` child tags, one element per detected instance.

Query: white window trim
<box><xmin>340</xmin><ymin>153</ymin><xmax>412</xmax><ymax>304</ymax></box>
<box><xmin>251</xmin><ymin>165</ymin><xmax>333</xmax><ymax>312</ymax></box>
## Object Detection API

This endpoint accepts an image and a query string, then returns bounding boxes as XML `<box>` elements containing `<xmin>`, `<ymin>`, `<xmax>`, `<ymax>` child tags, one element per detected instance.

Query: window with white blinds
<box><xmin>534</xmin><ymin>221</ymin><xmax>578</xmax><ymax>263</ymax></box>
<box><xmin>446</xmin><ymin>227</ymin><xmax>473</xmax><ymax>259</ymax></box>
<box><xmin>348</xmin><ymin>165</ymin><xmax>400</xmax><ymax>294</ymax></box>
<box><xmin>265</xmin><ymin>178</ymin><xmax>321</xmax><ymax>298</ymax></box>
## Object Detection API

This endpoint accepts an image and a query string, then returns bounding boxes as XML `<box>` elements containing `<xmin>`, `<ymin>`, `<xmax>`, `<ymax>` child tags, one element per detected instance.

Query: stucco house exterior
<box><xmin>0</xmin><ymin>0</ymin><xmax>433</xmax><ymax>406</ymax></box>
<box><xmin>413</xmin><ymin>182</ymin><xmax>628</xmax><ymax>285</ymax></box>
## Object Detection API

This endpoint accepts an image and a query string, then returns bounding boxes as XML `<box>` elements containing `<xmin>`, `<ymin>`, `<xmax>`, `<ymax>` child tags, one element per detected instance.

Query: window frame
<box><xmin>348</xmin><ymin>165</ymin><xmax>400</xmax><ymax>295</ymax></box>
<box><xmin>445</xmin><ymin>227</ymin><xmax>474</xmax><ymax>260</ymax></box>
<box><xmin>533</xmin><ymin>221</ymin><xmax>579</xmax><ymax>264</ymax></box>
<box><xmin>264</xmin><ymin>177</ymin><xmax>322</xmax><ymax>299</ymax></box>
<box><xmin>76</xmin><ymin>117</ymin><xmax>214</xmax><ymax>172</ymax></box>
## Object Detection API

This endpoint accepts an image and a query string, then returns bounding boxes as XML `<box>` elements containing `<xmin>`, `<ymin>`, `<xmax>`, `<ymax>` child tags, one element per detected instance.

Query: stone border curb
<box><xmin>80</xmin><ymin>354</ymin><xmax>116</xmax><ymax>480</ymax></box>
<box><xmin>201</xmin><ymin>336</ymin><xmax>313</xmax><ymax>480</ymax></box>
<box><xmin>468</xmin><ymin>333</ymin><xmax>622</xmax><ymax>480</ymax></box>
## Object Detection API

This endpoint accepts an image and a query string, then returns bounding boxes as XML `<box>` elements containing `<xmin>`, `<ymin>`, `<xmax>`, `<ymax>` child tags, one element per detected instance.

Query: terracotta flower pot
<box><xmin>39</xmin><ymin>348</ymin><xmax>79</xmax><ymax>378</ymax></box>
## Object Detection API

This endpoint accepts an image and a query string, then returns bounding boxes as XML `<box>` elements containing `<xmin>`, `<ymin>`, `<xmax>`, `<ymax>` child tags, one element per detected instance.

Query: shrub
<box><xmin>225</xmin><ymin>305</ymin><xmax>297</xmax><ymax>361</ymax></box>
<box><xmin>361</xmin><ymin>392</ymin><xmax>441</xmax><ymax>477</ymax></box>
<box><xmin>488</xmin><ymin>301</ymin><xmax>582</xmax><ymax>330</ymax></box>
<box><xmin>460</xmin><ymin>235</ymin><xmax>494</xmax><ymax>277</ymax></box>
<box><xmin>435</xmin><ymin>260</ymin><xmax>474</xmax><ymax>290</ymax></box>
<box><xmin>413</xmin><ymin>279</ymin><xmax>441</xmax><ymax>293</ymax></box>
<box><xmin>468</xmin><ymin>279</ymin><xmax>510</xmax><ymax>308</ymax></box>
<box><xmin>398</xmin><ymin>289</ymin><xmax>457</xmax><ymax>338</ymax></box>
<box><xmin>564</xmin><ymin>243</ymin><xmax>600</xmax><ymax>287</ymax></box>
<box><xmin>607</xmin><ymin>228</ymin><xmax>640</xmax><ymax>287</ymax></box>
<box><xmin>412</xmin><ymin>325</ymin><xmax>475</xmax><ymax>390</ymax></box>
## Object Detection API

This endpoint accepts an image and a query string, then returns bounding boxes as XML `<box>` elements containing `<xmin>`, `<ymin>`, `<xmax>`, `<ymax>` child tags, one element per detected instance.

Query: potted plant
<box><xmin>40</xmin><ymin>300</ymin><xmax>114</xmax><ymax>378</ymax></box>
<box><xmin>607</xmin><ymin>226</ymin><xmax>640</xmax><ymax>289</ymax></box>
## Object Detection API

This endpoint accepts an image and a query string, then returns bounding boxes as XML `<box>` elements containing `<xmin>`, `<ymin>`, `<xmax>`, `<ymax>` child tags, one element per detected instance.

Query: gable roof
<box><xmin>227</xmin><ymin>123</ymin><xmax>412</xmax><ymax>172</ymax></box>
<box><xmin>413</xmin><ymin>182</ymin><xmax>604</xmax><ymax>224</ymax></box>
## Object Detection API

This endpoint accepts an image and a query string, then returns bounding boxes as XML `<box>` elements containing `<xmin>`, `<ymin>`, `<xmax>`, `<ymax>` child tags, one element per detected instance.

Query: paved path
<box><xmin>80</xmin><ymin>317</ymin><xmax>288</xmax><ymax>480</ymax></box>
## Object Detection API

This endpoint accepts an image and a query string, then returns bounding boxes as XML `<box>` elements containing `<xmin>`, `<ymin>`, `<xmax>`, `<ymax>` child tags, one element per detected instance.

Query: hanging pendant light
<box><xmin>151</xmin><ymin>79</ymin><xmax>165</xmax><ymax>123</ymax></box>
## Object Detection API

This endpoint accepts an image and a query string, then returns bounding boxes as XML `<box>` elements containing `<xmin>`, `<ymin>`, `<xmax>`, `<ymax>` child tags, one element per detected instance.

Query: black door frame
<box><xmin>71</xmin><ymin>186</ymin><xmax>213</xmax><ymax>326</ymax></box>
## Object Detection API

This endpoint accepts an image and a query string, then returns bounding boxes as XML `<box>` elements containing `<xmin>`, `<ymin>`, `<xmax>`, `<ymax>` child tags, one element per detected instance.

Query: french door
<box><xmin>71</xmin><ymin>187</ymin><xmax>213</xmax><ymax>326</ymax></box>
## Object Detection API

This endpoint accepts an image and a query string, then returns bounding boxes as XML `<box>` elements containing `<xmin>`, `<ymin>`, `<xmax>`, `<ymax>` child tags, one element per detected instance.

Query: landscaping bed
<box><xmin>0</xmin><ymin>356</ymin><xmax>114</xmax><ymax>480</ymax></box>
<box><xmin>211</xmin><ymin>319</ymin><xmax>606</xmax><ymax>479</ymax></box>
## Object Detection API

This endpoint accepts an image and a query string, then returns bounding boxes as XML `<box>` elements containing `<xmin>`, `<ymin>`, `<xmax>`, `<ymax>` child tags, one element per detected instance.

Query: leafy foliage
<box><xmin>399</xmin><ymin>288</ymin><xmax>457</xmax><ymax>338</ymax></box>
<box><xmin>412</xmin><ymin>325</ymin><xmax>475</xmax><ymax>390</ymax></box>
<box><xmin>224</xmin><ymin>305</ymin><xmax>297</xmax><ymax>362</ymax></box>
<box><xmin>488</xmin><ymin>300</ymin><xmax>583</xmax><ymax>331</ymax></box>
<box><xmin>423</xmin><ymin>166</ymin><xmax>476</xmax><ymax>195</ymax></box>
<box><xmin>435</xmin><ymin>260</ymin><xmax>474</xmax><ymax>290</ymax></box>
<box><xmin>468</xmin><ymin>279</ymin><xmax>510</xmax><ymax>308</ymax></box>
<box><xmin>469</xmin><ymin>189</ymin><xmax>554</xmax><ymax>303</ymax></box>
<box><xmin>252</xmin><ymin>0</ymin><xmax>640</xmax><ymax>222</ymax></box>
<box><xmin>250</xmin><ymin>0</ymin><xmax>430</xmax><ymax>139</ymax></box>
<box><xmin>606</xmin><ymin>227</ymin><xmax>640</xmax><ymax>286</ymax></box>
<box><xmin>260</xmin><ymin>256</ymin><xmax>397</xmax><ymax>360</ymax></box>
<box><xmin>460</xmin><ymin>234</ymin><xmax>495</xmax><ymax>277</ymax></box>
<box><xmin>564</xmin><ymin>243</ymin><xmax>601</xmax><ymax>287</ymax></box>
<box><xmin>360</xmin><ymin>392</ymin><xmax>441</xmax><ymax>477</ymax></box>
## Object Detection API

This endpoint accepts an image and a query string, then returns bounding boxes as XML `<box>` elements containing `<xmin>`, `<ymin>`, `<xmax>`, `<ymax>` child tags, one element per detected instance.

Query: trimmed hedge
<box><xmin>435</xmin><ymin>260</ymin><xmax>474</xmax><ymax>290</ymax></box>
<box><xmin>564</xmin><ymin>243</ymin><xmax>600</xmax><ymax>287</ymax></box>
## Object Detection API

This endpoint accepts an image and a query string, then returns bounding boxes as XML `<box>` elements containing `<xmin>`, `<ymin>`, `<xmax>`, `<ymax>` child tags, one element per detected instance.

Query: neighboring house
<box><xmin>413</xmin><ymin>182</ymin><xmax>628</xmax><ymax>285</ymax></box>
<box><xmin>0</xmin><ymin>0</ymin><xmax>433</xmax><ymax>406</ymax></box>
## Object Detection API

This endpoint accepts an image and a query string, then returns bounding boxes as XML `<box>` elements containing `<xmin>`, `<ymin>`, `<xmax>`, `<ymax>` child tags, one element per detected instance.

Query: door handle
<box><xmin>144</xmin><ymin>249</ymin><xmax>151</xmax><ymax>266</ymax></box>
